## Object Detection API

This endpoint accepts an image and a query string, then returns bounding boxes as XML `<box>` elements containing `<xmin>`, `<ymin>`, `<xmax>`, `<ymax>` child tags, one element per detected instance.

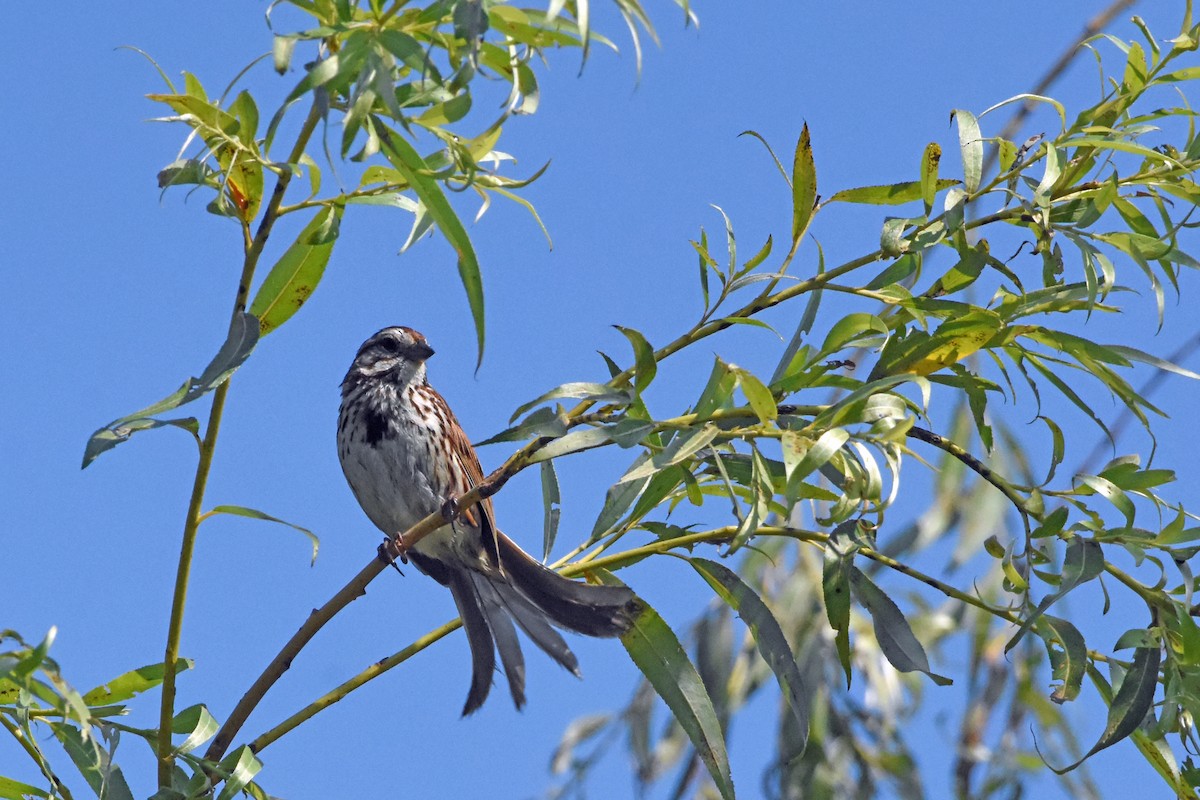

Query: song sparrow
<box><xmin>337</xmin><ymin>326</ymin><xmax>640</xmax><ymax>714</ymax></box>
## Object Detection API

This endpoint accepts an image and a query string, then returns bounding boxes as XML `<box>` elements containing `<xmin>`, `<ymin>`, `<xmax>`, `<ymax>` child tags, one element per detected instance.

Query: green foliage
<box><xmin>14</xmin><ymin>3</ymin><xmax>1200</xmax><ymax>800</ymax></box>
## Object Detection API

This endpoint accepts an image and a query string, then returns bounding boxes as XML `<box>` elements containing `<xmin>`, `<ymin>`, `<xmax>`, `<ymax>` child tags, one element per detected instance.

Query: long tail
<box><xmin>420</xmin><ymin>539</ymin><xmax>641</xmax><ymax>715</ymax></box>
<box><xmin>496</xmin><ymin>532</ymin><xmax>642</xmax><ymax>637</ymax></box>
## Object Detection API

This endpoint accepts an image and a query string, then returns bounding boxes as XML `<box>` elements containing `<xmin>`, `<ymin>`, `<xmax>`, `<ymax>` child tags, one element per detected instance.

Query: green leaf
<box><xmin>510</xmin><ymin>382</ymin><xmax>629</xmax><ymax>422</ymax></box>
<box><xmin>1006</xmin><ymin>537</ymin><xmax>1105</xmax><ymax>652</ymax></box>
<box><xmin>730</xmin><ymin>367</ymin><xmax>777</xmax><ymax>424</ymax></box>
<box><xmin>1034</xmin><ymin>144</ymin><xmax>1062</xmax><ymax>208</ymax></box>
<box><xmin>869</xmin><ymin>309</ymin><xmax>1004</xmax><ymax>379</ymax></box>
<box><xmin>595</xmin><ymin>571</ymin><xmax>734</xmax><ymax>800</ymax></box>
<box><xmin>791</xmin><ymin>123</ymin><xmax>817</xmax><ymax>243</ymax></box>
<box><xmin>528</xmin><ymin>426</ymin><xmax>613</xmax><ymax>463</ymax></box>
<box><xmin>615</xmin><ymin>325</ymin><xmax>657</xmax><ymax>393</ymax></box>
<box><xmin>951</xmin><ymin>109</ymin><xmax>983</xmax><ymax>194</ymax></box>
<box><xmin>1075</xmin><ymin>474</ymin><xmax>1136</xmax><ymax>527</ymax></box>
<box><xmin>980</xmin><ymin>93</ymin><xmax>1066</xmax><ymax>133</ymax></box>
<box><xmin>1042</xmin><ymin>615</ymin><xmax>1087</xmax><ymax>704</ymax></box>
<box><xmin>540</xmin><ymin>460</ymin><xmax>561</xmax><ymax>561</ymax></box>
<box><xmin>272</xmin><ymin>35</ymin><xmax>297</xmax><ymax>74</ymax></box>
<box><xmin>786</xmin><ymin>428</ymin><xmax>847</xmax><ymax>499</ymax></box>
<box><xmin>475</xmin><ymin>405</ymin><xmax>569</xmax><ymax>446</ymax></box>
<box><xmin>811</xmin><ymin>374</ymin><xmax>922</xmax><ymax>430</ymax></box>
<box><xmin>375</xmin><ymin>122</ymin><xmax>485</xmax><ymax>368</ymax></box>
<box><xmin>171</xmin><ymin>704</ymin><xmax>218</xmax><ymax>756</ymax></box>
<box><xmin>215</xmin><ymin>746</ymin><xmax>263</xmax><ymax>800</ymax></box>
<box><xmin>851</xmin><ymin>568</ymin><xmax>952</xmax><ymax>685</ymax></box>
<box><xmin>827</xmin><ymin>179</ymin><xmax>958</xmax><ymax>206</ymax></box>
<box><xmin>206</xmin><ymin>505</ymin><xmax>320</xmax><ymax>565</ymax></box>
<box><xmin>249</xmin><ymin>205</ymin><xmax>343</xmax><ymax>336</ymax></box>
<box><xmin>83</xmin><ymin>313</ymin><xmax>259</xmax><ymax>468</ymax></box>
<box><xmin>51</xmin><ymin>722</ymin><xmax>135</xmax><ymax>800</ymax></box>
<box><xmin>1052</xmin><ymin>646</ymin><xmax>1161</xmax><ymax>773</ymax></box>
<box><xmin>822</xmin><ymin>524</ymin><xmax>855</xmax><ymax>687</ymax></box>
<box><xmin>920</xmin><ymin>142</ymin><xmax>941</xmax><ymax>214</ymax></box>
<box><xmin>693</xmin><ymin>358</ymin><xmax>737</xmax><ymax>421</ymax></box>
<box><xmin>1105</xmin><ymin>344</ymin><xmax>1200</xmax><ymax>380</ymax></box>
<box><xmin>816</xmin><ymin>312</ymin><xmax>888</xmax><ymax>360</ymax></box>
<box><xmin>82</xmin><ymin>660</ymin><xmax>193</xmax><ymax>705</ymax></box>
<box><xmin>0</xmin><ymin>775</ymin><xmax>49</xmax><ymax>799</ymax></box>
<box><xmin>690</xmin><ymin>558</ymin><xmax>810</xmax><ymax>755</ymax></box>
<box><xmin>591</xmin><ymin>470</ymin><xmax>651</xmax><ymax>539</ymax></box>
<box><xmin>728</xmin><ymin>447</ymin><xmax>773</xmax><ymax>553</ymax></box>
<box><xmin>619</xmin><ymin>425</ymin><xmax>720</xmax><ymax>484</ymax></box>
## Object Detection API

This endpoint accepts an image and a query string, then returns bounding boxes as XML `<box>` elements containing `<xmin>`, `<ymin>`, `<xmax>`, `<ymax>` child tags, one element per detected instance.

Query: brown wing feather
<box><xmin>434</xmin><ymin>385</ymin><xmax>502</xmax><ymax>569</ymax></box>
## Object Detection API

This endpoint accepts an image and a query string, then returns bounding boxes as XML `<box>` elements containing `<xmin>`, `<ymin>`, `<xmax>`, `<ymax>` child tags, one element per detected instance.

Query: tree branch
<box><xmin>158</xmin><ymin>98</ymin><xmax>325</xmax><ymax>784</ymax></box>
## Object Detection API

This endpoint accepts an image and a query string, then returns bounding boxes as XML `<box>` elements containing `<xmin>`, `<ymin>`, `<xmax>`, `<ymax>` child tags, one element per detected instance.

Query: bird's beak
<box><xmin>415</xmin><ymin>342</ymin><xmax>435</xmax><ymax>360</ymax></box>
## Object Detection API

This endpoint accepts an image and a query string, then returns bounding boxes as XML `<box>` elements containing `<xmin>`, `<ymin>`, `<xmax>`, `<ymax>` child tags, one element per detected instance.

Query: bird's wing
<box><xmin>442</xmin><ymin>399</ymin><xmax>501</xmax><ymax>569</ymax></box>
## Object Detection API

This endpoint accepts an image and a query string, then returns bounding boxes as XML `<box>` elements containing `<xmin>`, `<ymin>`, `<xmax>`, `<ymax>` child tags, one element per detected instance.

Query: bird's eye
<box><xmin>377</xmin><ymin>338</ymin><xmax>400</xmax><ymax>355</ymax></box>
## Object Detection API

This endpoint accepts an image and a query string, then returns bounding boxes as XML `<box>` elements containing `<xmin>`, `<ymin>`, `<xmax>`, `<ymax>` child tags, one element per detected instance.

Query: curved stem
<box><xmin>247</xmin><ymin>619</ymin><xmax>461</xmax><ymax>754</ymax></box>
<box><xmin>906</xmin><ymin>425</ymin><xmax>1034</xmax><ymax>520</ymax></box>
<box><xmin>155</xmin><ymin>98</ymin><xmax>324</xmax><ymax>787</ymax></box>
<box><xmin>0</xmin><ymin>714</ymin><xmax>74</xmax><ymax>800</ymax></box>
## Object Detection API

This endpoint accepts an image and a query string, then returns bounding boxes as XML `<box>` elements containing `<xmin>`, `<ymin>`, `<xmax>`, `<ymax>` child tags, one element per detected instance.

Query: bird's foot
<box><xmin>377</xmin><ymin>534</ymin><xmax>409</xmax><ymax>575</ymax></box>
<box><xmin>440</xmin><ymin>496</ymin><xmax>459</xmax><ymax>522</ymax></box>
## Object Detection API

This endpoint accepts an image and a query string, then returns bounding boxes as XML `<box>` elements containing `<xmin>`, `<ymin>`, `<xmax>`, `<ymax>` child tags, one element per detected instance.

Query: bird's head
<box><xmin>344</xmin><ymin>326</ymin><xmax>435</xmax><ymax>386</ymax></box>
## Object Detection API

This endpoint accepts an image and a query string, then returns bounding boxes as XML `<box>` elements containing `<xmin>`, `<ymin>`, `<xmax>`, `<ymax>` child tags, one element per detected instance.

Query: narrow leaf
<box><xmin>540</xmin><ymin>460</ymin><xmax>561</xmax><ymax>561</ymax></box>
<box><xmin>1006</xmin><ymin>537</ymin><xmax>1105</xmax><ymax>651</ymax></box>
<box><xmin>1050</xmin><ymin>645</ymin><xmax>1161</xmax><ymax>772</ymax></box>
<box><xmin>791</xmin><ymin>124</ymin><xmax>817</xmax><ymax>243</ymax></box>
<box><xmin>920</xmin><ymin>142</ymin><xmax>941</xmax><ymax>214</ymax></box>
<box><xmin>82</xmin><ymin>660</ymin><xmax>193</xmax><ymax>705</ymax></box>
<box><xmin>1042</xmin><ymin>615</ymin><xmax>1087</xmax><ymax>704</ymax></box>
<box><xmin>691</xmin><ymin>558</ymin><xmax>811</xmax><ymax>754</ymax></box>
<box><xmin>951</xmin><ymin>108</ymin><xmax>983</xmax><ymax>194</ymax></box>
<box><xmin>615</xmin><ymin>326</ymin><xmax>657</xmax><ymax>393</ymax></box>
<box><xmin>206</xmin><ymin>505</ymin><xmax>319</xmax><ymax>565</ymax></box>
<box><xmin>851</xmin><ymin>568</ymin><xmax>952</xmax><ymax>685</ymax></box>
<box><xmin>171</xmin><ymin>704</ymin><xmax>218</xmax><ymax>756</ymax></box>
<box><xmin>376</xmin><ymin>122</ymin><xmax>485</xmax><ymax>368</ymax></box>
<box><xmin>510</xmin><ymin>382</ymin><xmax>629</xmax><ymax>422</ymax></box>
<box><xmin>827</xmin><ymin>179</ymin><xmax>958</xmax><ymax>206</ymax></box>
<box><xmin>249</xmin><ymin>205</ymin><xmax>342</xmax><ymax>336</ymax></box>
<box><xmin>83</xmin><ymin>314</ymin><xmax>259</xmax><ymax>467</ymax></box>
<box><xmin>596</xmin><ymin>572</ymin><xmax>734</xmax><ymax>800</ymax></box>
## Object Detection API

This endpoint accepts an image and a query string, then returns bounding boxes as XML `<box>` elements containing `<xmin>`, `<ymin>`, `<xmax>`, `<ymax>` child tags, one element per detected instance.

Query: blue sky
<box><xmin>5</xmin><ymin>1</ymin><xmax>1199</xmax><ymax>798</ymax></box>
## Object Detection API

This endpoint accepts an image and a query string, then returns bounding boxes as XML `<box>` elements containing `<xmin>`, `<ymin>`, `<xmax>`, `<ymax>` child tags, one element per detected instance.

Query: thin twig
<box><xmin>981</xmin><ymin>0</ymin><xmax>1139</xmax><ymax>177</ymax></box>
<box><xmin>906</xmin><ymin>425</ymin><xmax>1034</xmax><ymax>519</ymax></box>
<box><xmin>202</xmin><ymin>436</ymin><xmax>552</xmax><ymax>762</ymax></box>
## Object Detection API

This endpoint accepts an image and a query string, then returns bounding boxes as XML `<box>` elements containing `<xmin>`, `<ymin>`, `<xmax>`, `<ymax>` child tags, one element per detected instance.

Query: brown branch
<box><xmin>905</xmin><ymin>425</ymin><xmax>1034</xmax><ymax>520</ymax></box>
<box><xmin>202</xmin><ymin>437</ymin><xmax>551</xmax><ymax>763</ymax></box>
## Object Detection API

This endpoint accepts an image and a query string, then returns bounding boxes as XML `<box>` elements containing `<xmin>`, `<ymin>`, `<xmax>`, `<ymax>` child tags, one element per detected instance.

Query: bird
<box><xmin>337</xmin><ymin>325</ymin><xmax>641</xmax><ymax>714</ymax></box>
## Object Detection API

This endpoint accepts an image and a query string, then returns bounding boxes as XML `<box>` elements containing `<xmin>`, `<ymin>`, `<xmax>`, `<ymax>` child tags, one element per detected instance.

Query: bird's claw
<box><xmin>441</xmin><ymin>496</ymin><xmax>459</xmax><ymax>522</ymax></box>
<box><xmin>377</xmin><ymin>534</ymin><xmax>408</xmax><ymax>575</ymax></box>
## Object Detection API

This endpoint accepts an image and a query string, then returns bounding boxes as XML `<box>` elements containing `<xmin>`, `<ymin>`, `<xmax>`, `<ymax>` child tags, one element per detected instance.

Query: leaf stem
<box><xmin>155</xmin><ymin>98</ymin><xmax>324</xmax><ymax>787</ymax></box>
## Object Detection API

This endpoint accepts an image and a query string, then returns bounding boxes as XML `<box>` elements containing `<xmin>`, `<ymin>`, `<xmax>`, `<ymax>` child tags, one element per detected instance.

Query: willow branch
<box><xmin>157</xmin><ymin>98</ymin><xmax>325</xmax><ymax>784</ymax></box>
<box><xmin>905</xmin><ymin>425</ymin><xmax>1034</xmax><ymax>519</ymax></box>
<box><xmin>207</xmin><ymin>187</ymin><xmax>1029</xmax><ymax>767</ymax></box>
<box><xmin>202</xmin><ymin>435</ymin><xmax>553</xmax><ymax>763</ymax></box>
<box><xmin>247</xmin><ymin>619</ymin><xmax>461</xmax><ymax>754</ymax></box>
